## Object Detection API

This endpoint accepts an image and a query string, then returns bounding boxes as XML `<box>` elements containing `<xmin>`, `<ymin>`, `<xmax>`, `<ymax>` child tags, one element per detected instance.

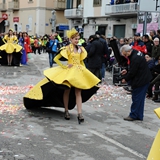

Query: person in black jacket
<box><xmin>143</xmin><ymin>34</ymin><xmax>153</xmax><ymax>56</ymax></box>
<box><xmin>120</xmin><ymin>45</ymin><xmax>152</xmax><ymax>121</ymax></box>
<box><xmin>87</xmin><ymin>35</ymin><xmax>103</xmax><ymax>80</ymax></box>
<box><xmin>147</xmin><ymin>56</ymin><xmax>160</xmax><ymax>99</ymax></box>
<box><xmin>95</xmin><ymin>31</ymin><xmax>109</xmax><ymax>81</ymax></box>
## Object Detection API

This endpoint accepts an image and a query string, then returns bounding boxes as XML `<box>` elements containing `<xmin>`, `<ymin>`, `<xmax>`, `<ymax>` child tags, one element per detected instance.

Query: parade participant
<box><xmin>55</xmin><ymin>31</ymin><xmax>62</xmax><ymax>43</ymax></box>
<box><xmin>33</xmin><ymin>36</ymin><xmax>41</xmax><ymax>54</ymax></box>
<box><xmin>29</xmin><ymin>35</ymin><xmax>34</xmax><ymax>52</ymax></box>
<box><xmin>18</xmin><ymin>32</ymin><xmax>27</xmax><ymax>65</ymax></box>
<box><xmin>23</xmin><ymin>32</ymin><xmax>32</xmax><ymax>61</ymax></box>
<box><xmin>120</xmin><ymin>45</ymin><xmax>152</xmax><ymax>121</ymax></box>
<box><xmin>0</xmin><ymin>29</ymin><xmax>22</xmax><ymax>66</ymax></box>
<box><xmin>41</xmin><ymin>36</ymin><xmax>48</xmax><ymax>53</ymax></box>
<box><xmin>23</xmin><ymin>28</ymin><xmax>100</xmax><ymax>124</ymax></box>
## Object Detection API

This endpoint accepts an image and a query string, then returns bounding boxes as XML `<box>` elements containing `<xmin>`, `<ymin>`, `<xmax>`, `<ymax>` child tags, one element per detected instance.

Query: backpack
<box><xmin>46</xmin><ymin>41</ymin><xmax>54</xmax><ymax>53</ymax></box>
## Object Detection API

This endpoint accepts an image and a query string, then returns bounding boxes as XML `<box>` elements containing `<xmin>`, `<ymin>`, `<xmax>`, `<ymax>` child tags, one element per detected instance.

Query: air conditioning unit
<box><xmin>83</xmin><ymin>18</ymin><xmax>88</xmax><ymax>24</ymax></box>
<box><xmin>4</xmin><ymin>20</ymin><xmax>9</xmax><ymax>26</ymax></box>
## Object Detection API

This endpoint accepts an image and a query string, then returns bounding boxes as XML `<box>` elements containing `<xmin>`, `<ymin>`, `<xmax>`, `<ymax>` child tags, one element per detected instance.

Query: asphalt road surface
<box><xmin>0</xmin><ymin>52</ymin><xmax>159</xmax><ymax>160</ymax></box>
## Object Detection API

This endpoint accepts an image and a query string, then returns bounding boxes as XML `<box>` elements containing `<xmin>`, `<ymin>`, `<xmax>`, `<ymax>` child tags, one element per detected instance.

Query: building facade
<box><xmin>64</xmin><ymin>0</ymin><xmax>160</xmax><ymax>39</ymax></box>
<box><xmin>0</xmin><ymin>0</ymin><xmax>68</xmax><ymax>36</ymax></box>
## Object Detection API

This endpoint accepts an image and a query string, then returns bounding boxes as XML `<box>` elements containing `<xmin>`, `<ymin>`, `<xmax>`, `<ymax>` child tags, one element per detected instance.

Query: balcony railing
<box><xmin>0</xmin><ymin>3</ymin><xmax>7</xmax><ymax>11</ymax></box>
<box><xmin>8</xmin><ymin>1</ymin><xmax>19</xmax><ymax>10</ymax></box>
<box><xmin>64</xmin><ymin>9</ymin><xmax>83</xmax><ymax>19</ymax></box>
<box><xmin>53</xmin><ymin>0</ymin><xmax>66</xmax><ymax>10</ymax></box>
<box><xmin>105</xmin><ymin>3</ymin><xmax>138</xmax><ymax>16</ymax></box>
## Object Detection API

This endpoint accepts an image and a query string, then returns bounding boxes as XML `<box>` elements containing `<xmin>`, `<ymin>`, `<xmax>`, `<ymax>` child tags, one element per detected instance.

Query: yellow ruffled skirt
<box><xmin>0</xmin><ymin>43</ymin><xmax>22</xmax><ymax>54</ymax></box>
<box><xmin>43</xmin><ymin>65</ymin><xmax>100</xmax><ymax>89</ymax></box>
<box><xmin>23</xmin><ymin>65</ymin><xmax>100</xmax><ymax>110</ymax></box>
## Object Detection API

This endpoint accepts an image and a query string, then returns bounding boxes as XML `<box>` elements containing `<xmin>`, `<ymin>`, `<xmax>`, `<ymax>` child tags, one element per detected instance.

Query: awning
<box><xmin>0</xmin><ymin>18</ymin><xmax>4</xmax><ymax>23</ymax></box>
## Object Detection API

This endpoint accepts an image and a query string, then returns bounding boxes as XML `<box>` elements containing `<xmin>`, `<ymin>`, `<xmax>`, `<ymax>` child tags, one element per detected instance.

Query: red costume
<box><xmin>24</xmin><ymin>36</ymin><xmax>32</xmax><ymax>53</ymax></box>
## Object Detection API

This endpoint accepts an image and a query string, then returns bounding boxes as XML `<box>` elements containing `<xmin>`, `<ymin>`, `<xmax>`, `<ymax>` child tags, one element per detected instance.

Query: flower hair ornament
<box><xmin>66</xmin><ymin>28</ymin><xmax>78</xmax><ymax>39</ymax></box>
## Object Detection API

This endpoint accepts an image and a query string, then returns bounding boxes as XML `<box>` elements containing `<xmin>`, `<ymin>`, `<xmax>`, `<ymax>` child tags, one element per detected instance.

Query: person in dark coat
<box><xmin>120</xmin><ymin>45</ymin><xmax>152</xmax><ymax>121</ymax></box>
<box><xmin>151</xmin><ymin>38</ymin><xmax>160</xmax><ymax>62</ymax></box>
<box><xmin>145</xmin><ymin>54</ymin><xmax>155</xmax><ymax>70</ymax></box>
<box><xmin>84</xmin><ymin>35</ymin><xmax>93</xmax><ymax>68</ymax></box>
<box><xmin>0</xmin><ymin>33</ymin><xmax>5</xmax><ymax>65</ymax></box>
<box><xmin>146</xmin><ymin>56</ymin><xmax>160</xmax><ymax>99</ymax></box>
<box><xmin>143</xmin><ymin>34</ymin><xmax>153</xmax><ymax>56</ymax></box>
<box><xmin>87</xmin><ymin>35</ymin><xmax>103</xmax><ymax>80</ymax></box>
<box><xmin>95</xmin><ymin>31</ymin><xmax>109</xmax><ymax>81</ymax></box>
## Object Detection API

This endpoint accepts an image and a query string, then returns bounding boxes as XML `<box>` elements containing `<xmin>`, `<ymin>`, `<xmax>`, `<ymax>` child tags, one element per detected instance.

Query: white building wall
<box><xmin>101</xmin><ymin>0</ymin><xmax>110</xmax><ymax>16</ymax></box>
<box><xmin>83</xmin><ymin>0</ymin><xmax>139</xmax><ymax>39</ymax></box>
<box><xmin>83</xmin><ymin>0</ymin><xmax>94</xmax><ymax>17</ymax></box>
<box><xmin>35</xmin><ymin>0</ymin><xmax>46</xmax><ymax>36</ymax></box>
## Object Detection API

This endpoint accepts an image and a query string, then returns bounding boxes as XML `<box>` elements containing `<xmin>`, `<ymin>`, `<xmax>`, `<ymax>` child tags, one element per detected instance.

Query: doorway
<box><xmin>113</xmin><ymin>25</ymin><xmax>125</xmax><ymax>38</ymax></box>
<box><xmin>98</xmin><ymin>26</ymin><xmax>106</xmax><ymax>36</ymax></box>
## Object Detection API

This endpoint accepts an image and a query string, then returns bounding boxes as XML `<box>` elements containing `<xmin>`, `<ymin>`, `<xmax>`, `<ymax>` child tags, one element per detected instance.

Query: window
<box><xmin>28</xmin><ymin>0</ymin><xmax>33</xmax><ymax>2</ymax></box>
<box><xmin>93</xmin><ymin>0</ymin><xmax>102</xmax><ymax>7</ymax></box>
<box><xmin>67</xmin><ymin>0</ymin><xmax>73</xmax><ymax>9</ymax></box>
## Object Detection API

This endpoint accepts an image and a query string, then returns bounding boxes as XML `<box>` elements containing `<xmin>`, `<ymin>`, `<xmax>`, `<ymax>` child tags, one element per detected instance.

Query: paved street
<box><xmin>0</xmin><ymin>53</ymin><xmax>159</xmax><ymax>160</ymax></box>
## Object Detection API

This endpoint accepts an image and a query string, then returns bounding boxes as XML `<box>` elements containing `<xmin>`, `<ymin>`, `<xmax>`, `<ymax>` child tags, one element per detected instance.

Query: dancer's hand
<box><xmin>67</xmin><ymin>64</ymin><xmax>73</xmax><ymax>68</ymax></box>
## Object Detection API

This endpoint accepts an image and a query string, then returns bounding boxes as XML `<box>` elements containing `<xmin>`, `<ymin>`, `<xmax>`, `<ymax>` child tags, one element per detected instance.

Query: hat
<box><xmin>134</xmin><ymin>33</ymin><xmax>140</xmax><ymax>36</ymax></box>
<box><xmin>9</xmin><ymin>28</ymin><xmax>14</xmax><ymax>32</ymax></box>
<box><xmin>66</xmin><ymin>28</ymin><xmax>78</xmax><ymax>39</ymax></box>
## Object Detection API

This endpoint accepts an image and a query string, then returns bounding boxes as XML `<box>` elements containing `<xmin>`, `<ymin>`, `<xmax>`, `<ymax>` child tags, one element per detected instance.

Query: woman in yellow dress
<box><xmin>0</xmin><ymin>29</ymin><xmax>22</xmax><ymax>66</ymax></box>
<box><xmin>23</xmin><ymin>28</ymin><xmax>100</xmax><ymax>124</ymax></box>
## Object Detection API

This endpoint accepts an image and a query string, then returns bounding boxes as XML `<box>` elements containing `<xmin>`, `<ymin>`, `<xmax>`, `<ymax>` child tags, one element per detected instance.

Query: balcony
<box><xmin>0</xmin><ymin>3</ymin><xmax>7</xmax><ymax>12</ymax></box>
<box><xmin>105</xmin><ymin>3</ymin><xmax>139</xmax><ymax>17</ymax></box>
<box><xmin>64</xmin><ymin>8</ymin><xmax>83</xmax><ymax>19</ymax></box>
<box><xmin>8</xmin><ymin>1</ymin><xmax>19</xmax><ymax>11</ymax></box>
<box><xmin>53</xmin><ymin>0</ymin><xmax>66</xmax><ymax>10</ymax></box>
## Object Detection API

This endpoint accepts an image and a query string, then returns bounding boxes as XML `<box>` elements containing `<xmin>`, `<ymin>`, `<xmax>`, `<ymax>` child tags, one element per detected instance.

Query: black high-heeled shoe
<box><xmin>77</xmin><ymin>113</ymin><xmax>84</xmax><ymax>124</ymax></box>
<box><xmin>64</xmin><ymin>111</ymin><xmax>70</xmax><ymax>120</ymax></box>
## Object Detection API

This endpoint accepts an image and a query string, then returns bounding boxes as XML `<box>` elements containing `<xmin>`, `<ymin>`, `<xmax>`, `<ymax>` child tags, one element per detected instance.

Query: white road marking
<box><xmin>89</xmin><ymin>130</ymin><xmax>146</xmax><ymax>159</ymax></box>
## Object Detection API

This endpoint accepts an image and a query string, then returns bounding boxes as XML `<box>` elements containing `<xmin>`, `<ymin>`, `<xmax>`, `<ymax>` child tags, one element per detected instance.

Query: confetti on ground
<box><xmin>89</xmin><ymin>84</ymin><xmax>131</xmax><ymax>105</ymax></box>
<box><xmin>0</xmin><ymin>85</ymin><xmax>33</xmax><ymax>115</ymax></box>
<box><xmin>0</xmin><ymin>85</ymin><xmax>33</xmax><ymax>95</ymax></box>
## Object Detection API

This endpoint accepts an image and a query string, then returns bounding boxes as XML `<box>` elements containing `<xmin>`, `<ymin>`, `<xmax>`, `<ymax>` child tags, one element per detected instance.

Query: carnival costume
<box><xmin>18</xmin><ymin>37</ymin><xmax>27</xmax><ymax>65</ymax></box>
<box><xmin>23</xmin><ymin>28</ymin><xmax>100</xmax><ymax>110</ymax></box>
<box><xmin>24</xmin><ymin>36</ymin><xmax>32</xmax><ymax>53</ymax></box>
<box><xmin>0</xmin><ymin>31</ymin><xmax>22</xmax><ymax>66</ymax></box>
<box><xmin>0</xmin><ymin>34</ymin><xmax>22</xmax><ymax>54</ymax></box>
